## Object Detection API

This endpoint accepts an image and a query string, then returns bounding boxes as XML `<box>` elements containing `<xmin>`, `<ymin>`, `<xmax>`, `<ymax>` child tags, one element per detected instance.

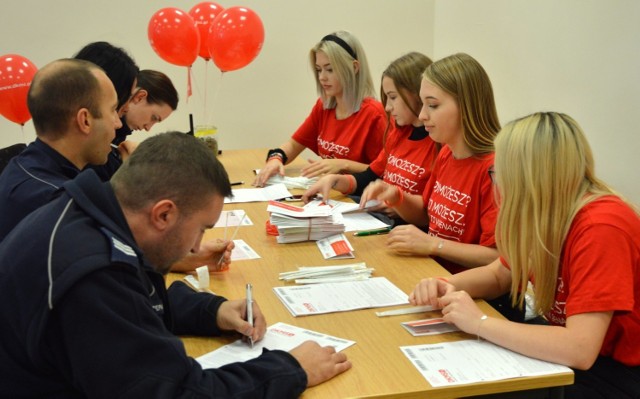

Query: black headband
<box><xmin>321</xmin><ymin>34</ymin><xmax>357</xmax><ymax>60</ymax></box>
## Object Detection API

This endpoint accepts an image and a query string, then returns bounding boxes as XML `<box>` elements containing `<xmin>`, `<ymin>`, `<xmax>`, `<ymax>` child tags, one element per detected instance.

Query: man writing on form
<box><xmin>0</xmin><ymin>131</ymin><xmax>351</xmax><ymax>397</ymax></box>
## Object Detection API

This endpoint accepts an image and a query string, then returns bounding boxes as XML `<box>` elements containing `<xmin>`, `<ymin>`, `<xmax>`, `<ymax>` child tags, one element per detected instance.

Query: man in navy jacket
<box><xmin>0</xmin><ymin>132</ymin><xmax>351</xmax><ymax>397</ymax></box>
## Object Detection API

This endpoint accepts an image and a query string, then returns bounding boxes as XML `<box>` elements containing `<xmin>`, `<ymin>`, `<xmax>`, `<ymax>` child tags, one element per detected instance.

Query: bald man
<box><xmin>0</xmin><ymin>58</ymin><xmax>121</xmax><ymax>241</ymax></box>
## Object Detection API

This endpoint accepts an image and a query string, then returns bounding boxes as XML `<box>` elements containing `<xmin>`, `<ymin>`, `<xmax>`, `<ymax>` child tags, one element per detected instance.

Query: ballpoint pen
<box><xmin>246</xmin><ymin>283</ymin><xmax>254</xmax><ymax>348</ymax></box>
<box><xmin>353</xmin><ymin>227</ymin><xmax>392</xmax><ymax>237</ymax></box>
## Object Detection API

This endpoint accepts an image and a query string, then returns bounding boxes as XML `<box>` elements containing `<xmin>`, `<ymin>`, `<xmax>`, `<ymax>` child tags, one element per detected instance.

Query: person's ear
<box><xmin>353</xmin><ymin>60</ymin><xmax>360</xmax><ymax>75</ymax></box>
<box><xmin>132</xmin><ymin>89</ymin><xmax>148</xmax><ymax>104</ymax></box>
<box><xmin>149</xmin><ymin>199</ymin><xmax>179</xmax><ymax>231</ymax></box>
<box><xmin>76</xmin><ymin>108</ymin><xmax>92</xmax><ymax>135</ymax></box>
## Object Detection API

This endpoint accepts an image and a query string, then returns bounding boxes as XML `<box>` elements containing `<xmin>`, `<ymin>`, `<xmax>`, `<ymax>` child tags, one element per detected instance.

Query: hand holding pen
<box><xmin>215</xmin><ymin>296</ymin><xmax>266</xmax><ymax>344</ymax></box>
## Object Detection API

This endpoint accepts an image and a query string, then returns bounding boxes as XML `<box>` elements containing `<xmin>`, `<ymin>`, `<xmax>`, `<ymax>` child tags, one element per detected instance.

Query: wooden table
<box><xmin>167</xmin><ymin>149</ymin><xmax>573</xmax><ymax>398</ymax></box>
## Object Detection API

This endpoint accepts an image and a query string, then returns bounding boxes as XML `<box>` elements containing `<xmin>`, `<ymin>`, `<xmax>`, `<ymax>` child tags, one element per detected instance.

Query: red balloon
<box><xmin>0</xmin><ymin>54</ymin><xmax>37</xmax><ymax>125</ymax></box>
<box><xmin>208</xmin><ymin>7</ymin><xmax>265</xmax><ymax>72</ymax></box>
<box><xmin>148</xmin><ymin>7</ymin><xmax>199</xmax><ymax>67</ymax></box>
<box><xmin>189</xmin><ymin>2</ymin><xmax>224</xmax><ymax>61</ymax></box>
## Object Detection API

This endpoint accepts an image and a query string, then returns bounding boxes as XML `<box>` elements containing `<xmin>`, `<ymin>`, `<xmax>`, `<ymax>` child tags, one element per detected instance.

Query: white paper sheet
<box><xmin>224</xmin><ymin>183</ymin><xmax>292</xmax><ymax>203</ymax></box>
<box><xmin>273</xmin><ymin>277</ymin><xmax>409</xmax><ymax>316</ymax></box>
<box><xmin>400</xmin><ymin>339</ymin><xmax>572</xmax><ymax>387</ymax></box>
<box><xmin>316</xmin><ymin>233</ymin><xmax>354</xmax><ymax>259</ymax></box>
<box><xmin>230</xmin><ymin>239</ymin><xmax>260</xmax><ymax>261</ymax></box>
<box><xmin>196</xmin><ymin>322</ymin><xmax>355</xmax><ymax>369</ymax></box>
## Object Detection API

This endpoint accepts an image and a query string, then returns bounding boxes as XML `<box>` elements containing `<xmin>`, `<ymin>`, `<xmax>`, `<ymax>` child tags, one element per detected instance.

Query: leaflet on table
<box><xmin>316</xmin><ymin>233</ymin><xmax>354</xmax><ymax>259</ymax></box>
<box><xmin>400</xmin><ymin>339</ymin><xmax>572</xmax><ymax>387</ymax></box>
<box><xmin>197</xmin><ymin>322</ymin><xmax>355</xmax><ymax>369</ymax></box>
<box><xmin>401</xmin><ymin>318</ymin><xmax>460</xmax><ymax>336</ymax></box>
<box><xmin>229</xmin><ymin>239</ymin><xmax>260</xmax><ymax>260</ymax></box>
<box><xmin>273</xmin><ymin>277</ymin><xmax>409</xmax><ymax>316</ymax></box>
<box><xmin>224</xmin><ymin>183</ymin><xmax>292</xmax><ymax>203</ymax></box>
<box><xmin>305</xmin><ymin>199</ymin><xmax>390</xmax><ymax>232</ymax></box>
<box><xmin>213</xmin><ymin>210</ymin><xmax>253</xmax><ymax>228</ymax></box>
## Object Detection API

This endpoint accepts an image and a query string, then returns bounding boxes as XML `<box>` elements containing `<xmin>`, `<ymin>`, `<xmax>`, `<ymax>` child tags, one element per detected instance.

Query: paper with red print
<box><xmin>400</xmin><ymin>340</ymin><xmax>571</xmax><ymax>387</ymax></box>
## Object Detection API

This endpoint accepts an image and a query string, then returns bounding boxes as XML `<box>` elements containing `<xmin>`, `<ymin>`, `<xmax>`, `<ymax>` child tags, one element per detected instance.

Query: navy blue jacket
<box><xmin>0</xmin><ymin>138</ymin><xmax>79</xmax><ymax>241</ymax></box>
<box><xmin>0</xmin><ymin>170</ymin><xmax>307</xmax><ymax>398</ymax></box>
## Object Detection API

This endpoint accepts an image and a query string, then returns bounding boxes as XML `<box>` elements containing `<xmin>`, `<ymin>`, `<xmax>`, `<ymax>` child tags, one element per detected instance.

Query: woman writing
<box><xmin>254</xmin><ymin>30</ymin><xmax>386</xmax><ymax>187</ymax></box>
<box><xmin>302</xmin><ymin>52</ymin><xmax>438</xmax><ymax>226</ymax></box>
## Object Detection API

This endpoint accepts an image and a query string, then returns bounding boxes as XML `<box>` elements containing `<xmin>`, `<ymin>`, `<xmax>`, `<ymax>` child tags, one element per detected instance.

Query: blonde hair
<box><xmin>495</xmin><ymin>112</ymin><xmax>625</xmax><ymax>313</ymax></box>
<box><xmin>309</xmin><ymin>30</ymin><xmax>376</xmax><ymax>114</ymax></box>
<box><xmin>423</xmin><ymin>53</ymin><xmax>500</xmax><ymax>155</ymax></box>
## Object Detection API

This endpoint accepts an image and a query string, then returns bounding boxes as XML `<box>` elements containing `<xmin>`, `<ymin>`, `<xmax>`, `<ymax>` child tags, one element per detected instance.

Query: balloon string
<box><xmin>207</xmin><ymin>70</ymin><xmax>224</xmax><ymax>126</ymax></box>
<box><xmin>203</xmin><ymin>61</ymin><xmax>209</xmax><ymax>123</ymax></box>
<box><xmin>187</xmin><ymin>66</ymin><xmax>193</xmax><ymax>102</ymax></box>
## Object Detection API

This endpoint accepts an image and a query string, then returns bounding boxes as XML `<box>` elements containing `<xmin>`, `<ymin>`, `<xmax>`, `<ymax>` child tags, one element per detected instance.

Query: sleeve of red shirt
<box><xmin>291</xmin><ymin>99</ymin><xmax>324</xmax><ymax>155</ymax></box>
<box><xmin>478</xmin><ymin>156</ymin><xmax>498</xmax><ymax>247</ymax></box>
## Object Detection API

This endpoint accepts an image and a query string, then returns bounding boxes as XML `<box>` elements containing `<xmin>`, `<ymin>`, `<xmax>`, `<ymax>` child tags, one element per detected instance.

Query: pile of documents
<box><xmin>267</xmin><ymin>200</ymin><xmax>345</xmax><ymax>243</ymax></box>
<box><xmin>279</xmin><ymin>262</ymin><xmax>373</xmax><ymax>284</ymax></box>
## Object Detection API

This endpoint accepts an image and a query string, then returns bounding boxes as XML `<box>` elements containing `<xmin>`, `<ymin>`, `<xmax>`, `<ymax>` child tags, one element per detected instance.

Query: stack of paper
<box><xmin>279</xmin><ymin>262</ymin><xmax>374</xmax><ymax>284</ymax></box>
<box><xmin>306</xmin><ymin>199</ymin><xmax>391</xmax><ymax>232</ymax></box>
<box><xmin>267</xmin><ymin>200</ymin><xmax>345</xmax><ymax>243</ymax></box>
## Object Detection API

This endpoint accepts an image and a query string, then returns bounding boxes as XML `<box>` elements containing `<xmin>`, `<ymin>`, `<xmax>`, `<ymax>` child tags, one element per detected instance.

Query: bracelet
<box><xmin>435</xmin><ymin>277</ymin><xmax>449</xmax><ymax>283</ymax></box>
<box><xmin>339</xmin><ymin>175</ymin><xmax>356</xmax><ymax>195</ymax></box>
<box><xmin>383</xmin><ymin>186</ymin><xmax>404</xmax><ymax>207</ymax></box>
<box><xmin>476</xmin><ymin>314</ymin><xmax>488</xmax><ymax>341</ymax></box>
<box><xmin>266</xmin><ymin>148</ymin><xmax>288</xmax><ymax>164</ymax></box>
<box><xmin>267</xmin><ymin>154</ymin><xmax>283</xmax><ymax>164</ymax></box>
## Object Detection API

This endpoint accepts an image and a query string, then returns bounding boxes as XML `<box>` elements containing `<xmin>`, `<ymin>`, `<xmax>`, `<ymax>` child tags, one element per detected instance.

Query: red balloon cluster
<box><xmin>148</xmin><ymin>3</ymin><xmax>265</xmax><ymax>72</ymax></box>
<box><xmin>0</xmin><ymin>54</ymin><xmax>37</xmax><ymax>125</ymax></box>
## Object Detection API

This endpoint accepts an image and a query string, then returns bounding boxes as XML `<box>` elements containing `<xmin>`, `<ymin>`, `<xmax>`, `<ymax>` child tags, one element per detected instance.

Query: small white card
<box><xmin>214</xmin><ymin>210</ymin><xmax>253</xmax><ymax>228</ymax></box>
<box><xmin>316</xmin><ymin>233</ymin><xmax>354</xmax><ymax>259</ymax></box>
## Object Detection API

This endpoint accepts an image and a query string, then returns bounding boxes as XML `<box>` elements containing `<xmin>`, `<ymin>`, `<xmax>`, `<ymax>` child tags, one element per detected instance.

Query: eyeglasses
<box><xmin>488</xmin><ymin>165</ymin><xmax>495</xmax><ymax>184</ymax></box>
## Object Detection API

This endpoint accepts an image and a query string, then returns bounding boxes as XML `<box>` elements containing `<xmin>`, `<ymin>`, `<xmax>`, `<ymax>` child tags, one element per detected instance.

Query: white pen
<box><xmin>246</xmin><ymin>283</ymin><xmax>254</xmax><ymax>348</ymax></box>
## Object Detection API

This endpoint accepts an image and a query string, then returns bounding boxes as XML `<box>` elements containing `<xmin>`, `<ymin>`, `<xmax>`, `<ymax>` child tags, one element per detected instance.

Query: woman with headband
<box><xmin>254</xmin><ymin>30</ymin><xmax>385</xmax><ymax>187</ymax></box>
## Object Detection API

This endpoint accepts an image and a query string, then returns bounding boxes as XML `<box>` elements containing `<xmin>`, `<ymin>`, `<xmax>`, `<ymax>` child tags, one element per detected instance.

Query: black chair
<box><xmin>0</xmin><ymin>143</ymin><xmax>27</xmax><ymax>174</ymax></box>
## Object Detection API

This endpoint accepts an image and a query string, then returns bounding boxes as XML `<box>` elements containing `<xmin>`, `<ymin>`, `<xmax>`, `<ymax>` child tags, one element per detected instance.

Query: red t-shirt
<box><xmin>369</xmin><ymin>124</ymin><xmax>439</xmax><ymax>195</ymax></box>
<box><xmin>421</xmin><ymin>146</ymin><xmax>497</xmax><ymax>274</ymax></box>
<box><xmin>291</xmin><ymin>97</ymin><xmax>386</xmax><ymax>164</ymax></box>
<box><xmin>546</xmin><ymin>197</ymin><xmax>639</xmax><ymax>366</ymax></box>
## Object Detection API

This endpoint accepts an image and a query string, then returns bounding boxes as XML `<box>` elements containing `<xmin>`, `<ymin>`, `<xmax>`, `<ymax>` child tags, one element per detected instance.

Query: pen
<box><xmin>230</xmin><ymin>181</ymin><xmax>244</xmax><ymax>186</ymax></box>
<box><xmin>246</xmin><ymin>283</ymin><xmax>254</xmax><ymax>348</ymax></box>
<box><xmin>353</xmin><ymin>227</ymin><xmax>391</xmax><ymax>237</ymax></box>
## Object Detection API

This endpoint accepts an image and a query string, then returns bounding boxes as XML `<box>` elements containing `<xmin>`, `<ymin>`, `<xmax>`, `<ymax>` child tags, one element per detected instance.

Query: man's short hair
<box><xmin>110</xmin><ymin>132</ymin><xmax>231</xmax><ymax>215</ymax></box>
<box><xmin>27</xmin><ymin>59</ymin><xmax>103</xmax><ymax>139</ymax></box>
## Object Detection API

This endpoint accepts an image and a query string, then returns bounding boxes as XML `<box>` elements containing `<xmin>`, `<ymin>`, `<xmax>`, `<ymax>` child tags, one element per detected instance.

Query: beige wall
<box><xmin>1</xmin><ymin>0</ymin><xmax>638</xmax><ymax>202</ymax></box>
<box><xmin>434</xmin><ymin>0</ymin><xmax>640</xmax><ymax>203</ymax></box>
<box><xmin>0</xmin><ymin>0</ymin><xmax>433</xmax><ymax>152</ymax></box>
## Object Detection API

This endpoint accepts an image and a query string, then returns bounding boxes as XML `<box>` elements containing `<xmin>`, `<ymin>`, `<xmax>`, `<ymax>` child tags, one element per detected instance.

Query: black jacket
<box><xmin>0</xmin><ymin>170</ymin><xmax>306</xmax><ymax>398</ymax></box>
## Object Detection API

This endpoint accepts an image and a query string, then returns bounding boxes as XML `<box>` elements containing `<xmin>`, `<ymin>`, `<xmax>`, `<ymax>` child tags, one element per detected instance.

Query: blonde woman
<box><xmin>410</xmin><ymin>112</ymin><xmax>640</xmax><ymax>397</ymax></box>
<box><xmin>254</xmin><ymin>31</ymin><xmax>386</xmax><ymax>187</ymax></box>
<box><xmin>302</xmin><ymin>52</ymin><xmax>438</xmax><ymax>226</ymax></box>
<box><xmin>362</xmin><ymin>53</ymin><xmax>500</xmax><ymax>274</ymax></box>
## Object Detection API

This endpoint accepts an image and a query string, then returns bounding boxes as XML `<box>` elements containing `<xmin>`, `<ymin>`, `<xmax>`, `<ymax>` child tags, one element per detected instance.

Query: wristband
<box><xmin>339</xmin><ymin>175</ymin><xmax>356</xmax><ymax>195</ymax></box>
<box><xmin>266</xmin><ymin>148</ymin><xmax>288</xmax><ymax>164</ymax></box>
<box><xmin>384</xmin><ymin>186</ymin><xmax>404</xmax><ymax>207</ymax></box>
<box><xmin>267</xmin><ymin>154</ymin><xmax>283</xmax><ymax>164</ymax></box>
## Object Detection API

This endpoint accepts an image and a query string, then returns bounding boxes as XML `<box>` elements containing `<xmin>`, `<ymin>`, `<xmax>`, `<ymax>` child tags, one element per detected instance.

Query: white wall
<box><xmin>1</xmin><ymin>0</ymin><xmax>638</xmax><ymax>203</ymax></box>
<box><xmin>0</xmin><ymin>0</ymin><xmax>433</xmax><ymax>151</ymax></box>
<box><xmin>434</xmin><ymin>0</ymin><xmax>640</xmax><ymax>203</ymax></box>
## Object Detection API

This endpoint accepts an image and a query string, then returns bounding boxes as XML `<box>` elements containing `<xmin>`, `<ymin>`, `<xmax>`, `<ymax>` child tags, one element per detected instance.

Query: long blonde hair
<box><xmin>422</xmin><ymin>53</ymin><xmax>500</xmax><ymax>155</ymax></box>
<box><xmin>309</xmin><ymin>30</ymin><xmax>376</xmax><ymax>114</ymax></box>
<box><xmin>495</xmin><ymin>112</ymin><xmax>622</xmax><ymax>313</ymax></box>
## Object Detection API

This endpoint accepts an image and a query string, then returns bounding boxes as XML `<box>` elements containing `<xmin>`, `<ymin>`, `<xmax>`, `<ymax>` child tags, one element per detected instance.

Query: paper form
<box><xmin>213</xmin><ymin>210</ymin><xmax>253</xmax><ymax>228</ymax></box>
<box><xmin>400</xmin><ymin>339</ymin><xmax>572</xmax><ymax>387</ymax></box>
<box><xmin>273</xmin><ymin>277</ymin><xmax>409</xmax><ymax>316</ymax></box>
<box><xmin>197</xmin><ymin>322</ymin><xmax>355</xmax><ymax>369</ymax></box>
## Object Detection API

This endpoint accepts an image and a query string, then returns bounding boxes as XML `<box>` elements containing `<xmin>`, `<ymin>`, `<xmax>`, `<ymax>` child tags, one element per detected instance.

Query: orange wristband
<box><xmin>339</xmin><ymin>175</ymin><xmax>356</xmax><ymax>195</ymax></box>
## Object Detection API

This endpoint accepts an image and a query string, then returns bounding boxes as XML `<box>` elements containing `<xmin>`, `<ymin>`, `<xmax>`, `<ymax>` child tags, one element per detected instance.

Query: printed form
<box><xmin>401</xmin><ymin>339</ymin><xmax>572</xmax><ymax>387</ymax></box>
<box><xmin>197</xmin><ymin>322</ymin><xmax>355</xmax><ymax>369</ymax></box>
<box><xmin>274</xmin><ymin>277</ymin><xmax>409</xmax><ymax>316</ymax></box>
